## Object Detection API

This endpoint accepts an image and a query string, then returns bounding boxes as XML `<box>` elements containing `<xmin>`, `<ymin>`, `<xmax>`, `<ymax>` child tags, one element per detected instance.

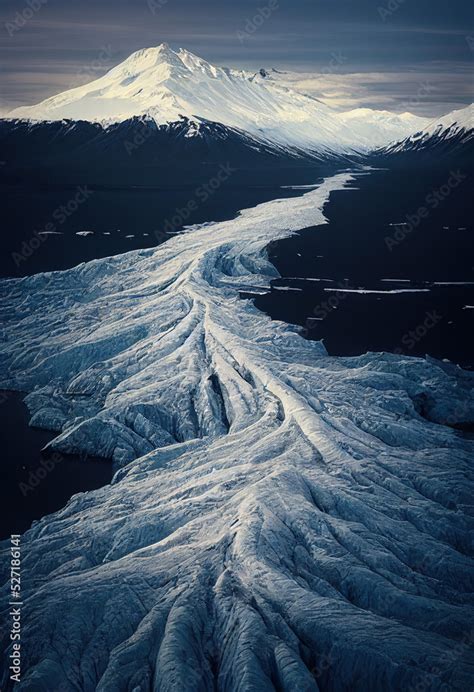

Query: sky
<box><xmin>0</xmin><ymin>0</ymin><xmax>473</xmax><ymax>116</ymax></box>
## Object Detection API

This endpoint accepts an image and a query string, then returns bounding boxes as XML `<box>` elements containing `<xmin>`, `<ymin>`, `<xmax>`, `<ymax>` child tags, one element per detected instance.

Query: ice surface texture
<box><xmin>1</xmin><ymin>174</ymin><xmax>473</xmax><ymax>691</ymax></box>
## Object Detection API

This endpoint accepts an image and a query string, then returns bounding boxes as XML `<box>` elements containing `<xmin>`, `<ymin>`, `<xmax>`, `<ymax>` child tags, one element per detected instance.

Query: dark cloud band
<box><xmin>1</xmin><ymin>0</ymin><xmax>472</xmax><ymax>115</ymax></box>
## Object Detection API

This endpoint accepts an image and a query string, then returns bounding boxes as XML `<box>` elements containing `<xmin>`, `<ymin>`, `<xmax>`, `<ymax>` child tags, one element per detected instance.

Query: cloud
<box><xmin>267</xmin><ymin>65</ymin><xmax>474</xmax><ymax>116</ymax></box>
<box><xmin>0</xmin><ymin>0</ymin><xmax>472</xmax><ymax>114</ymax></box>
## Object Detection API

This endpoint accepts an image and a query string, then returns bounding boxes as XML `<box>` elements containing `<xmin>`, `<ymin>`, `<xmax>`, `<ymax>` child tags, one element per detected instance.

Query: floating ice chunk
<box><xmin>433</xmin><ymin>281</ymin><xmax>474</xmax><ymax>286</ymax></box>
<box><xmin>281</xmin><ymin>184</ymin><xmax>319</xmax><ymax>190</ymax></box>
<box><xmin>324</xmin><ymin>288</ymin><xmax>431</xmax><ymax>294</ymax></box>
<box><xmin>286</xmin><ymin>277</ymin><xmax>333</xmax><ymax>282</ymax></box>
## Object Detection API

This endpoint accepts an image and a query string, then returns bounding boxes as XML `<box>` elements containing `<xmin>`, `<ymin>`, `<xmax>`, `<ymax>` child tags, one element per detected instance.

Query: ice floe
<box><xmin>324</xmin><ymin>288</ymin><xmax>431</xmax><ymax>294</ymax></box>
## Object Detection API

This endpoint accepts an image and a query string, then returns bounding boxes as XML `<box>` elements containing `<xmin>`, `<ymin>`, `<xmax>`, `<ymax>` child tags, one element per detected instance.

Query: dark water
<box><xmin>1</xmin><ymin>176</ymin><xmax>325</xmax><ymax>278</ymax></box>
<box><xmin>0</xmin><ymin>168</ymin><xmax>334</xmax><ymax>536</ymax></box>
<box><xmin>1</xmin><ymin>164</ymin><xmax>472</xmax><ymax>536</ymax></box>
<box><xmin>0</xmin><ymin>174</ymin><xmax>327</xmax><ymax>535</ymax></box>
<box><xmin>254</xmin><ymin>166</ymin><xmax>474</xmax><ymax>367</ymax></box>
<box><xmin>0</xmin><ymin>391</ymin><xmax>113</xmax><ymax>539</ymax></box>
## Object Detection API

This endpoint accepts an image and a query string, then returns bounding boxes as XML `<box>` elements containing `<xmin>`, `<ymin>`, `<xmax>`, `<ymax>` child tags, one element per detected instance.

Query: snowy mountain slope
<box><xmin>8</xmin><ymin>44</ymin><xmax>430</xmax><ymax>152</ymax></box>
<box><xmin>251</xmin><ymin>67</ymin><xmax>429</xmax><ymax>140</ymax></box>
<box><xmin>0</xmin><ymin>115</ymin><xmax>338</xmax><ymax>166</ymax></box>
<box><xmin>421</xmin><ymin>103</ymin><xmax>473</xmax><ymax>138</ymax></box>
<box><xmin>1</xmin><ymin>174</ymin><xmax>474</xmax><ymax>691</ymax></box>
<box><xmin>335</xmin><ymin>107</ymin><xmax>430</xmax><ymax>146</ymax></box>
<box><xmin>380</xmin><ymin>104</ymin><xmax>473</xmax><ymax>154</ymax></box>
<box><xmin>0</xmin><ymin>115</ymin><xmax>344</xmax><ymax>189</ymax></box>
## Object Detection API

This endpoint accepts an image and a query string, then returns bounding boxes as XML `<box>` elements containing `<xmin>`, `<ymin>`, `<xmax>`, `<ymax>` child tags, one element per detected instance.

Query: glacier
<box><xmin>1</xmin><ymin>173</ymin><xmax>474</xmax><ymax>691</ymax></box>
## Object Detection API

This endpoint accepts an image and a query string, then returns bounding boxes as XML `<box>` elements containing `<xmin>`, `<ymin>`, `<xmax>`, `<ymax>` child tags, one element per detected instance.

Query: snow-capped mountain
<box><xmin>380</xmin><ymin>104</ymin><xmax>473</xmax><ymax>155</ymax></box>
<box><xmin>0</xmin><ymin>115</ymin><xmax>346</xmax><ymax>190</ymax></box>
<box><xmin>253</xmin><ymin>64</ymin><xmax>431</xmax><ymax>142</ymax></box>
<box><xmin>333</xmin><ymin>108</ymin><xmax>431</xmax><ymax>147</ymax></box>
<box><xmin>8</xmin><ymin>43</ymin><xmax>430</xmax><ymax>153</ymax></box>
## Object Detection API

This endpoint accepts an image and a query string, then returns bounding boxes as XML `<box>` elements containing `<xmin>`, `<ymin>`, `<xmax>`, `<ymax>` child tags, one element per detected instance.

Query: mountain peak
<box><xmin>113</xmin><ymin>43</ymin><xmax>184</xmax><ymax>73</ymax></box>
<box><xmin>7</xmin><ymin>45</ymin><xmax>435</xmax><ymax>152</ymax></box>
<box><xmin>426</xmin><ymin>103</ymin><xmax>473</xmax><ymax>132</ymax></box>
<box><xmin>106</xmin><ymin>44</ymin><xmax>224</xmax><ymax>83</ymax></box>
<box><xmin>133</xmin><ymin>43</ymin><xmax>174</xmax><ymax>57</ymax></box>
<box><xmin>378</xmin><ymin>102</ymin><xmax>473</xmax><ymax>155</ymax></box>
